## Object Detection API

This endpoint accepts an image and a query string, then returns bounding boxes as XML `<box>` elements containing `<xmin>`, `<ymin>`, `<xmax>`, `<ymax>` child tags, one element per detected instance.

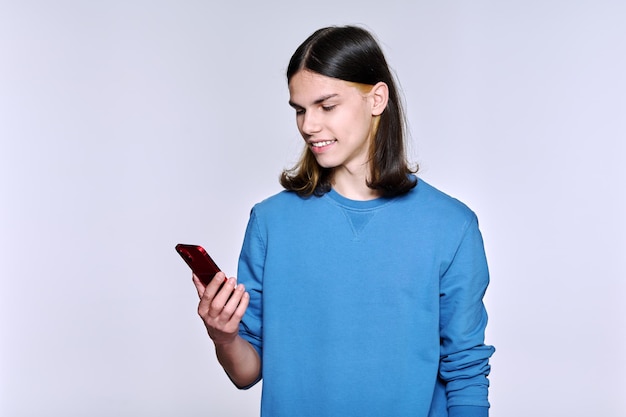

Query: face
<box><xmin>288</xmin><ymin>70</ymin><xmax>384</xmax><ymax>174</ymax></box>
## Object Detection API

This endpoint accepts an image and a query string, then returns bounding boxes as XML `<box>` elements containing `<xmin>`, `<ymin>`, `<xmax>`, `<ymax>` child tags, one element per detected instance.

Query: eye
<box><xmin>322</xmin><ymin>105</ymin><xmax>336</xmax><ymax>112</ymax></box>
<box><xmin>294</xmin><ymin>108</ymin><xmax>305</xmax><ymax>115</ymax></box>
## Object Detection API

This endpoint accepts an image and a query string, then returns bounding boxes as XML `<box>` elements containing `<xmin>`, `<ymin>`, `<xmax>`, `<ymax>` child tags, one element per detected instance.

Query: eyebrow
<box><xmin>288</xmin><ymin>93</ymin><xmax>339</xmax><ymax>109</ymax></box>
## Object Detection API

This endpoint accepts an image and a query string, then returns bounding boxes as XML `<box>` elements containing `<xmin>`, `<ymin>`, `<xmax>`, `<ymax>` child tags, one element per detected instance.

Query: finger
<box><xmin>208</xmin><ymin>277</ymin><xmax>237</xmax><ymax>318</ymax></box>
<box><xmin>204</xmin><ymin>271</ymin><xmax>228</xmax><ymax>299</ymax></box>
<box><xmin>220</xmin><ymin>286</ymin><xmax>249</xmax><ymax>332</ymax></box>
<box><xmin>220</xmin><ymin>283</ymin><xmax>246</xmax><ymax>318</ymax></box>
<box><xmin>229</xmin><ymin>287</ymin><xmax>250</xmax><ymax>323</ymax></box>
<box><xmin>200</xmin><ymin>271</ymin><xmax>227</xmax><ymax>305</ymax></box>
<box><xmin>198</xmin><ymin>272</ymin><xmax>228</xmax><ymax>318</ymax></box>
<box><xmin>191</xmin><ymin>273</ymin><xmax>206</xmax><ymax>298</ymax></box>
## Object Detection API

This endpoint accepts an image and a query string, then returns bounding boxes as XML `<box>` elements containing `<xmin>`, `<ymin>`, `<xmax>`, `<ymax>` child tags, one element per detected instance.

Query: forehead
<box><xmin>288</xmin><ymin>70</ymin><xmax>356</xmax><ymax>102</ymax></box>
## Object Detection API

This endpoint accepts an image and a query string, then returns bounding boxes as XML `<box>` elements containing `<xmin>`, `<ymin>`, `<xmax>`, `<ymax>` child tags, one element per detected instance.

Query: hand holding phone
<box><xmin>177</xmin><ymin>243</ymin><xmax>249</xmax><ymax>344</ymax></box>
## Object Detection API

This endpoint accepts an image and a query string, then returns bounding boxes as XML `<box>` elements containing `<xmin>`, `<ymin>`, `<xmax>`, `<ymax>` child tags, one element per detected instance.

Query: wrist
<box><xmin>212</xmin><ymin>333</ymin><xmax>241</xmax><ymax>349</ymax></box>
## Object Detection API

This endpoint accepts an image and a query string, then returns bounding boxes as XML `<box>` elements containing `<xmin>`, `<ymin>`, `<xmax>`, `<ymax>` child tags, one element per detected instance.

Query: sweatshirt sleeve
<box><xmin>236</xmin><ymin>207</ymin><xmax>266</xmax><ymax>386</ymax></box>
<box><xmin>439</xmin><ymin>213</ymin><xmax>495</xmax><ymax>410</ymax></box>
<box><xmin>448</xmin><ymin>405</ymin><xmax>490</xmax><ymax>417</ymax></box>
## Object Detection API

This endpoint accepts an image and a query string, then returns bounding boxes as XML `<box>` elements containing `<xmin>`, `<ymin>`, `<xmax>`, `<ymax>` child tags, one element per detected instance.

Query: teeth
<box><xmin>311</xmin><ymin>140</ymin><xmax>335</xmax><ymax>147</ymax></box>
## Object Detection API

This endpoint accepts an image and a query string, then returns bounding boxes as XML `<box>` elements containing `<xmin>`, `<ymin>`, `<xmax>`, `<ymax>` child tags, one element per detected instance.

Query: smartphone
<box><xmin>175</xmin><ymin>243</ymin><xmax>223</xmax><ymax>286</ymax></box>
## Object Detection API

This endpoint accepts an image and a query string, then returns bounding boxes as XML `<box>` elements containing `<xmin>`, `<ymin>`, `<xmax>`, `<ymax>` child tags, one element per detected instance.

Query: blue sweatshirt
<box><xmin>237</xmin><ymin>178</ymin><xmax>494</xmax><ymax>417</ymax></box>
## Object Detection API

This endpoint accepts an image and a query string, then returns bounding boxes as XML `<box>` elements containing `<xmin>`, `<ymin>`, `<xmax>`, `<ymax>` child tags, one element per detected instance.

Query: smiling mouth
<box><xmin>310</xmin><ymin>140</ymin><xmax>336</xmax><ymax>148</ymax></box>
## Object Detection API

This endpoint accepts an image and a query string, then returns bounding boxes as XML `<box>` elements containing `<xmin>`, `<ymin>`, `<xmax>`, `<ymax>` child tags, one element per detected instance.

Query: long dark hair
<box><xmin>280</xmin><ymin>25</ymin><xmax>417</xmax><ymax>197</ymax></box>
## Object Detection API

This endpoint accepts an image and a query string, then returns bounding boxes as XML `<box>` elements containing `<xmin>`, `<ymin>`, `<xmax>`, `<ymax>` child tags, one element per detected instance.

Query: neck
<box><xmin>331</xmin><ymin>166</ymin><xmax>381</xmax><ymax>201</ymax></box>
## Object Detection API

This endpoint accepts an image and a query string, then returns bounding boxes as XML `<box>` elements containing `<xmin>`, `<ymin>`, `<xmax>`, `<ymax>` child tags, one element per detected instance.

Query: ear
<box><xmin>370</xmin><ymin>82</ymin><xmax>389</xmax><ymax>116</ymax></box>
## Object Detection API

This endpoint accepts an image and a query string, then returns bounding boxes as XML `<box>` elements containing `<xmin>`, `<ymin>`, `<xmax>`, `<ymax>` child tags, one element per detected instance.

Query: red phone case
<box><xmin>175</xmin><ymin>243</ymin><xmax>222</xmax><ymax>286</ymax></box>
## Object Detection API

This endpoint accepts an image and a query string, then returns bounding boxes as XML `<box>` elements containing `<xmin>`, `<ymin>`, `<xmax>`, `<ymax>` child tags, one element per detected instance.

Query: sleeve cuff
<box><xmin>448</xmin><ymin>405</ymin><xmax>489</xmax><ymax>417</ymax></box>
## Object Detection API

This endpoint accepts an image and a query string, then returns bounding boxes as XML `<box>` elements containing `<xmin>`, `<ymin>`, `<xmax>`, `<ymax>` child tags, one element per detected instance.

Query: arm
<box><xmin>193</xmin><ymin>272</ymin><xmax>261</xmax><ymax>388</ymax></box>
<box><xmin>214</xmin><ymin>335</ymin><xmax>261</xmax><ymax>388</ymax></box>
<box><xmin>439</xmin><ymin>214</ymin><xmax>495</xmax><ymax>414</ymax></box>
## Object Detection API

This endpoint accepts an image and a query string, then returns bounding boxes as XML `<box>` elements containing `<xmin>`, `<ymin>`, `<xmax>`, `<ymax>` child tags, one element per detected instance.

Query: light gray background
<box><xmin>1</xmin><ymin>1</ymin><xmax>625</xmax><ymax>416</ymax></box>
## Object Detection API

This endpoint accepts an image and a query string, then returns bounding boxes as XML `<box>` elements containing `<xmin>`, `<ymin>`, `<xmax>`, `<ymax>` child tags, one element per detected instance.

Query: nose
<box><xmin>300</xmin><ymin>110</ymin><xmax>321</xmax><ymax>136</ymax></box>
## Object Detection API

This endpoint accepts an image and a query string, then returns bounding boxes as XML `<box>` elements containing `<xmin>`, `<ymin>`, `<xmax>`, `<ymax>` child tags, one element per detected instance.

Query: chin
<box><xmin>313</xmin><ymin>157</ymin><xmax>338</xmax><ymax>169</ymax></box>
